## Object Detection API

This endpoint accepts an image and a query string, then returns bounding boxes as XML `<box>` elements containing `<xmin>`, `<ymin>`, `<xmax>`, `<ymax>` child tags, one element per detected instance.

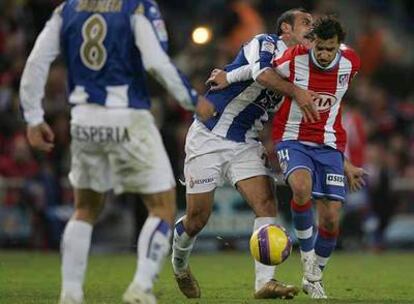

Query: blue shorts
<box><xmin>275</xmin><ymin>141</ymin><xmax>346</xmax><ymax>202</ymax></box>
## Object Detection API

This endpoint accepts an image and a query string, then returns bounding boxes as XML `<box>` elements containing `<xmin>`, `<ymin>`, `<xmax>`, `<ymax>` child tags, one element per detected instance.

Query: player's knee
<box><xmin>289</xmin><ymin>173</ymin><xmax>312</xmax><ymax>204</ymax></box>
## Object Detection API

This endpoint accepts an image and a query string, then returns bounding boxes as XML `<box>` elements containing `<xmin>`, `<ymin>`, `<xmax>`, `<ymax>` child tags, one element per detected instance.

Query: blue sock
<box><xmin>291</xmin><ymin>199</ymin><xmax>315</xmax><ymax>255</ymax></box>
<box><xmin>314</xmin><ymin>227</ymin><xmax>338</xmax><ymax>270</ymax></box>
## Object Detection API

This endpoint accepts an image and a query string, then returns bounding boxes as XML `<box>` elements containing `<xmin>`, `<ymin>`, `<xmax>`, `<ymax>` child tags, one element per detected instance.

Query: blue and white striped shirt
<box><xmin>20</xmin><ymin>0</ymin><xmax>197</xmax><ymax>125</ymax></box>
<box><xmin>202</xmin><ymin>34</ymin><xmax>287</xmax><ymax>143</ymax></box>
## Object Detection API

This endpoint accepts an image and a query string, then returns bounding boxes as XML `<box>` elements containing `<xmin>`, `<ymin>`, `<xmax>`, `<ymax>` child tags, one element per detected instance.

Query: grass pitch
<box><xmin>0</xmin><ymin>251</ymin><xmax>413</xmax><ymax>303</ymax></box>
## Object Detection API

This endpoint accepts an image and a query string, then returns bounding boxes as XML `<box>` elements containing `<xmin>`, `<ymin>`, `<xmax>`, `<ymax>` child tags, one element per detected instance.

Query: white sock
<box><xmin>61</xmin><ymin>220</ymin><xmax>93</xmax><ymax>299</ymax></box>
<box><xmin>254</xmin><ymin>217</ymin><xmax>277</xmax><ymax>291</ymax></box>
<box><xmin>132</xmin><ymin>216</ymin><xmax>171</xmax><ymax>292</ymax></box>
<box><xmin>315</xmin><ymin>254</ymin><xmax>329</xmax><ymax>269</ymax></box>
<box><xmin>171</xmin><ymin>216</ymin><xmax>196</xmax><ymax>274</ymax></box>
<box><xmin>301</xmin><ymin>249</ymin><xmax>315</xmax><ymax>262</ymax></box>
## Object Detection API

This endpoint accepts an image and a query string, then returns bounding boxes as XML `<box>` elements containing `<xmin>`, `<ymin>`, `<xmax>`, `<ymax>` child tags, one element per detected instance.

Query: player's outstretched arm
<box><xmin>207</xmin><ymin>35</ymin><xmax>274</xmax><ymax>91</ymax></box>
<box><xmin>206</xmin><ymin>65</ymin><xmax>252</xmax><ymax>90</ymax></box>
<box><xmin>19</xmin><ymin>5</ymin><xmax>62</xmax><ymax>151</ymax></box>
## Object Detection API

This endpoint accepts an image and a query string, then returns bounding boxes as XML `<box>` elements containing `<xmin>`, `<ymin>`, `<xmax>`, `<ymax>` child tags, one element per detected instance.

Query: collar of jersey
<box><xmin>309</xmin><ymin>49</ymin><xmax>341</xmax><ymax>71</ymax></box>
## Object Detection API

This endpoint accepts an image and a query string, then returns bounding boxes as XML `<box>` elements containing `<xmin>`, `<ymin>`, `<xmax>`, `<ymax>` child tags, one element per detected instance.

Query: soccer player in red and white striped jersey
<box><xmin>272</xmin><ymin>35</ymin><xmax>360</xmax><ymax>150</ymax></box>
<box><xmin>273</xmin><ymin>16</ymin><xmax>360</xmax><ymax>299</ymax></box>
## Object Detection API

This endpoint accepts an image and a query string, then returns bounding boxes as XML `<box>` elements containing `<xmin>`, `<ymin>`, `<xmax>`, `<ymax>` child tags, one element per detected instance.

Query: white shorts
<box><xmin>184</xmin><ymin>120</ymin><xmax>271</xmax><ymax>194</ymax></box>
<box><xmin>69</xmin><ymin>104</ymin><xmax>175</xmax><ymax>194</ymax></box>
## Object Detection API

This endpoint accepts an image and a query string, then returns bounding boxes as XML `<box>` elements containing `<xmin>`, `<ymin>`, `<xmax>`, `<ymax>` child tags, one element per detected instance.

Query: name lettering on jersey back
<box><xmin>314</xmin><ymin>93</ymin><xmax>338</xmax><ymax>113</ymax></box>
<box><xmin>71</xmin><ymin>125</ymin><xmax>130</xmax><ymax>143</ymax></box>
<box><xmin>77</xmin><ymin>0</ymin><xmax>122</xmax><ymax>13</ymax></box>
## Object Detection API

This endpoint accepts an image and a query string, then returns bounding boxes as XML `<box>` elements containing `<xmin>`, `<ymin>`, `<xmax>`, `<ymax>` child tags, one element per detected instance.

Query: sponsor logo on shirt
<box><xmin>314</xmin><ymin>92</ymin><xmax>338</xmax><ymax>113</ymax></box>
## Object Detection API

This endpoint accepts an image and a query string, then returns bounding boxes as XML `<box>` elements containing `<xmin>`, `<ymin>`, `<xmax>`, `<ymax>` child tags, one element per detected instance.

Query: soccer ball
<box><xmin>249</xmin><ymin>224</ymin><xmax>292</xmax><ymax>266</ymax></box>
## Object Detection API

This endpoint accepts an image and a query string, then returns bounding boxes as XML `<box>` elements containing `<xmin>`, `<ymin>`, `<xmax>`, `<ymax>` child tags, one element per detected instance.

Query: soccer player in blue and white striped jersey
<box><xmin>171</xmin><ymin>8</ymin><xmax>318</xmax><ymax>300</ymax></box>
<box><xmin>19</xmin><ymin>1</ymin><xmax>214</xmax><ymax>303</ymax></box>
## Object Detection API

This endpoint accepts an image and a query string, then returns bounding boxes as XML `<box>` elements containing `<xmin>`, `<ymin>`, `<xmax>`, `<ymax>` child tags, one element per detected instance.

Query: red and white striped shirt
<box><xmin>272</xmin><ymin>44</ymin><xmax>360</xmax><ymax>152</ymax></box>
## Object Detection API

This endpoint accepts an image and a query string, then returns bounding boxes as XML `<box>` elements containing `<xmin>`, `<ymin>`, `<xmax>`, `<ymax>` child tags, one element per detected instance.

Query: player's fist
<box><xmin>206</xmin><ymin>69</ymin><xmax>229</xmax><ymax>91</ymax></box>
<box><xmin>196</xmin><ymin>96</ymin><xmax>216</xmax><ymax>122</ymax></box>
<box><xmin>26</xmin><ymin>122</ymin><xmax>55</xmax><ymax>152</ymax></box>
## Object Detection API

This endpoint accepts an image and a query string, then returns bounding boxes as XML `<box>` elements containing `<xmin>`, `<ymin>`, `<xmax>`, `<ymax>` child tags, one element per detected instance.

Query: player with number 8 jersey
<box><xmin>19</xmin><ymin>1</ymin><xmax>213</xmax><ymax>304</ymax></box>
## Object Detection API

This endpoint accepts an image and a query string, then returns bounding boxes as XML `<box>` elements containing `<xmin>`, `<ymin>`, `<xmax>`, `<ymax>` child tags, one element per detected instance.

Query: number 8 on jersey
<box><xmin>80</xmin><ymin>14</ymin><xmax>107</xmax><ymax>71</ymax></box>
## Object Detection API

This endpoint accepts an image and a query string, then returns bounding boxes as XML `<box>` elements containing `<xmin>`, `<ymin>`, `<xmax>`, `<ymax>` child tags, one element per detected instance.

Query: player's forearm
<box><xmin>132</xmin><ymin>15</ymin><xmax>197</xmax><ymax>110</ymax></box>
<box><xmin>255</xmin><ymin>68</ymin><xmax>297</xmax><ymax>97</ymax></box>
<box><xmin>226</xmin><ymin>65</ymin><xmax>253</xmax><ymax>83</ymax></box>
<box><xmin>148</xmin><ymin>64</ymin><xmax>197</xmax><ymax>110</ymax></box>
<box><xmin>20</xmin><ymin>61</ymin><xmax>47</xmax><ymax>126</ymax></box>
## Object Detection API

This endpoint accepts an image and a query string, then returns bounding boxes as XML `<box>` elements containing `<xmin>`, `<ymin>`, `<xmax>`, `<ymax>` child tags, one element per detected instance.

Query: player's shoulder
<box><xmin>130</xmin><ymin>0</ymin><xmax>163</xmax><ymax>19</ymax></box>
<box><xmin>340</xmin><ymin>44</ymin><xmax>360</xmax><ymax>67</ymax></box>
<box><xmin>275</xmin><ymin>44</ymin><xmax>308</xmax><ymax>64</ymax></box>
<box><xmin>254</xmin><ymin>33</ymin><xmax>278</xmax><ymax>42</ymax></box>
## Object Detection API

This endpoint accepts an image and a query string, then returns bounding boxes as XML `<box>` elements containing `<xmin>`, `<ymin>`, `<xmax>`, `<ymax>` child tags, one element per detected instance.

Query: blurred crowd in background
<box><xmin>0</xmin><ymin>0</ymin><xmax>413</xmax><ymax>251</ymax></box>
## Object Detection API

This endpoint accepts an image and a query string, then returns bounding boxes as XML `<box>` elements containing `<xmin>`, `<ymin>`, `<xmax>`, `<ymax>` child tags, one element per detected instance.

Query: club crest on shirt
<box><xmin>189</xmin><ymin>177</ymin><xmax>195</xmax><ymax>188</ymax></box>
<box><xmin>153</xmin><ymin>19</ymin><xmax>168</xmax><ymax>42</ymax></box>
<box><xmin>338</xmin><ymin>73</ymin><xmax>350</xmax><ymax>88</ymax></box>
<box><xmin>314</xmin><ymin>92</ymin><xmax>338</xmax><ymax>113</ymax></box>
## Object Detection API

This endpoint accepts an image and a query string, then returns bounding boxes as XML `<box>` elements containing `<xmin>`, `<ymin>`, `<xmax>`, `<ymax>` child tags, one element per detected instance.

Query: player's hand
<box><xmin>196</xmin><ymin>96</ymin><xmax>217</xmax><ymax>122</ymax></box>
<box><xmin>26</xmin><ymin>122</ymin><xmax>55</xmax><ymax>152</ymax></box>
<box><xmin>344</xmin><ymin>161</ymin><xmax>367</xmax><ymax>192</ymax></box>
<box><xmin>292</xmin><ymin>87</ymin><xmax>320</xmax><ymax>123</ymax></box>
<box><xmin>205</xmin><ymin>69</ymin><xmax>229</xmax><ymax>91</ymax></box>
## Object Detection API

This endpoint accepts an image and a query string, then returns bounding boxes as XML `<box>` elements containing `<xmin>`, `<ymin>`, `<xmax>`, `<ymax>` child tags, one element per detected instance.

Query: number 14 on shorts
<box><xmin>277</xmin><ymin>149</ymin><xmax>290</xmax><ymax>161</ymax></box>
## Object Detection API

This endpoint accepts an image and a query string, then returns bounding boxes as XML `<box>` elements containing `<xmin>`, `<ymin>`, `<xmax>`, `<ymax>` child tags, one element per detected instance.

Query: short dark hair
<box><xmin>276</xmin><ymin>8</ymin><xmax>309</xmax><ymax>36</ymax></box>
<box><xmin>312</xmin><ymin>15</ymin><xmax>346</xmax><ymax>43</ymax></box>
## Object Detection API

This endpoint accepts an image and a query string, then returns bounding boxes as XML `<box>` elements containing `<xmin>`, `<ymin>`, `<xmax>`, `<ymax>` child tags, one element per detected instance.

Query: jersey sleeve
<box><xmin>19</xmin><ymin>4</ymin><xmax>64</xmax><ymax>125</ymax></box>
<box><xmin>272</xmin><ymin>49</ymin><xmax>292</xmax><ymax>79</ymax></box>
<box><xmin>242</xmin><ymin>35</ymin><xmax>277</xmax><ymax>81</ymax></box>
<box><xmin>131</xmin><ymin>0</ymin><xmax>197</xmax><ymax>110</ymax></box>
<box><xmin>226</xmin><ymin>64</ymin><xmax>253</xmax><ymax>83</ymax></box>
<box><xmin>341</xmin><ymin>45</ymin><xmax>361</xmax><ymax>84</ymax></box>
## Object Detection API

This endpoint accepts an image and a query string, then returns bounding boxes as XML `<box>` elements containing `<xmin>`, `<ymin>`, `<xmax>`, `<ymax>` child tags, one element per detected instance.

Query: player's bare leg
<box><xmin>60</xmin><ymin>189</ymin><xmax>105</xmax><ymax>304</ymax></box>
<box><xmin>123</xmin><ymin>188</ymin><xmax>176</xmax><ymax>304</ymax></box>
<box><xmin>237</xmin><ymin>176</ymin><xmax>299</xmax><ymax>299</ymax></box>
<box><xmin>172</xmin><ymin>191</ymin><xmax>214</xmax><ymax>298</ymax></box>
